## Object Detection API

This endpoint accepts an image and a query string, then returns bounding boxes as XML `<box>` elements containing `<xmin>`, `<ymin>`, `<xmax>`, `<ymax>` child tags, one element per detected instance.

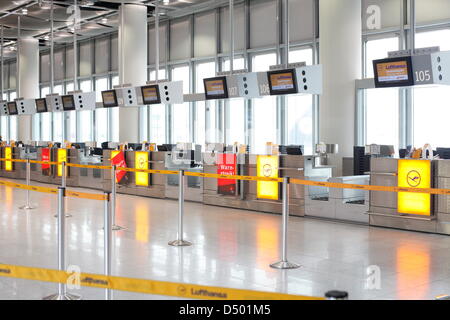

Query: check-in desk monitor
<box><xmin>101</xmin><ymin>90</ymin><xmax>119</xmax><ymax>108</ymax></box>
<box><xmin>62</xmin><ymin>95</ymin><xmax>76</xmax><ymax>111</ymax></box>
<box><xmin>373</xmin><ymin>57</ymin><xmax>414</xmax><ymax>88</ymax></box>
<box><xmin>141</xmin><ymin>85</ymin><xmax>161</xmax><ymax>105</ymax></box>
<box><xmin>204</xmin><ymin>77</ymin><xmax>229</xmax><ymax>100</ymax></box>
<box><xmin>267</xmin><ymin>69</ymin><xmax>299</xmax><ymax>95</ymax></box>
<box><xmin>7</xmin><ymin>102</ymin><xmax>18</xmax><ymax>115</ymax></box>
<box><xmin>35</xmin><ymin>98</ymin><xmax>48</xmax><ymax>113</ymax></box>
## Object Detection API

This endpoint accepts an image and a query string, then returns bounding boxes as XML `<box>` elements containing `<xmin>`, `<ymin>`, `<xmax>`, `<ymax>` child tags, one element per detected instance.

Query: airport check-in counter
<box><xmin>78</xmin><ymin>148</ymin><xmax>103</xmax><ymax>190</ymax></box>
<box><xmin>32</xmin><ymin>147</ymin><xmax>54</xmax><ymax>184</ymax></box>
<box><xmin>51</xmin><ymin>148</ymin><xmax>79</xmax><ymax>187</ymax></box>
<box><xmin>369</xmin><ymin>157</ymin><xmax>450</xmax><ymax>235</ymax></box>
<box><xmin>203</xmin><ymin>154</ymin><xmax>305</xmax><ymax>216</ymax></box>
<box><xmin>0</xmin><ymin>147</ymin><xmax>25</xmax><ymax>180</ymax></box>
<box><xmin>102</xmin><ymin>150</ymin><xmax>166</xmax><ymax>198</ymax></box>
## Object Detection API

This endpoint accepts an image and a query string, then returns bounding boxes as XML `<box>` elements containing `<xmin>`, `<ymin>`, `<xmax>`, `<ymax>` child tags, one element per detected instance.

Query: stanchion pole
<box><xmin>43</xmin><ymin>187</ymin><xmax>81</xmax><ymax>300</ymax></box>
<box><xmin>55</xmin><ymin>161</ymin><xmax>71</xmax><ymax>218</ymax></box>
<box><xmin>168</xmin><ymin>170</ymin><xmax>192</xmax><ymax>247</ymax></box>
<box><xmin>19</xmin><ymin>158</ymin><xmax>35</xmax><ymax>210</ymax></box>
<box><xmin>270</xmin><ymin>177</ymin><xmax>300</xmax><ymax>269</ymax></box>
<box><xmin>111</xmin><ymin>165</ymin><xmax>124</xmax><ymax>231</ymax></box>
<box><xmin>104</xmin><ymin>192</ymin><xmax>113</xmax><ymax>300</ymax></box>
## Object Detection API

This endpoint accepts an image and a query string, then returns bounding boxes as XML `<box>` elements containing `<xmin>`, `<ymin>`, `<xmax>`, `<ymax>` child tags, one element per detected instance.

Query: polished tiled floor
<box><xmin>0</xmin><ymin>179</ymin><xmax>450</xmax><ymax>300</ymax></box>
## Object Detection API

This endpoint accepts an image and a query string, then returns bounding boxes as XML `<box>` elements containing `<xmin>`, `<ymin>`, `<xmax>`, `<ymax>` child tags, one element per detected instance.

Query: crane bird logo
<box><xmin>407</xmin><ymin>170</ymin><xmax>421</xmax><ymax>188</ymax></box>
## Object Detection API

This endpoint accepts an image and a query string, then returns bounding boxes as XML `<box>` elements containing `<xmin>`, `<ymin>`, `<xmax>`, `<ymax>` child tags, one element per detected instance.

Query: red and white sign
<box><xmin>41</xmin><ymin>148</ymin><xmax>50</xmax><ymax>171</ymax></box>
<box><xmin>217</xmin><ymin>153</ymin><xmax>237</xmax><ymax>196</ymax></box>
<box><xmin>111</xmin><ymin>151</ymin><xmax>127</xmax><ymax>183</ymax></box>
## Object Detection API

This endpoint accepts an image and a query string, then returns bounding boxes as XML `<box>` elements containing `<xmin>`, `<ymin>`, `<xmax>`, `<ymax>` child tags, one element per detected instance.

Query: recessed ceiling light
<box><xmin>21</xmin><ymin>8</ymin><xmax>28</xmax><ymax>15</ymax></box>
<box><xmin>101</xmin><ymin>17</ymin><xmax>108</xmax><ymax>24</ymax></box>
<box><xmin>43</xmin><ymin>35</ymin><xmax>49</xmax><ymax>40</ymax></box>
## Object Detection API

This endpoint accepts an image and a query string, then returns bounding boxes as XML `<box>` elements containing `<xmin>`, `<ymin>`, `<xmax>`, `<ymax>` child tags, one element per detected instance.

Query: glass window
<box><xmin>196</xmin><ymin>61</ymin><xmax>216</xmax><ymax>145</ymax></box>
<box><xmin>413</xmin><ymin>29</ymin><xmax>450</xmax><ymax>148</ymax></box>
<box><xmin>149</xmin><ymin>104</ymin><xmax>166</xmax><ymax>144</ymax></box>
<box><xmin>149</xmin><ymin>69</ymin><xmax>167</xmax><ymax>81</ymax></box>
<box><xmin>172</xmin><ymin>65</ymin><xmax>191</xmax><ymax>143</ymax></box>
<box><xmin>40</xmin><ymin>87</ymin><xmax>52</xmax><ymax>141</ymax></box>
<box><xmin>95</xmin><ymin>78</ymin><xmax>109</xmax><ymax>143</ymax></box>
<box><xmin>289</xmin><ymin>48</ymin><xmax>313</xmax><ymax>65</ymax></box>
<box><xmin>110</xmin><ymin>76</ymin><xmax>119</xmax><ymax>142</ymax></box>
<box><xmin>222</xmin><ymin>57</ymin><xmax>245</xmax><ymax>72</ymax></box>
<box><xmin>53</xmin><ymin>85</ymin><xmax>63</xmax><ymax>142</ymax></box>
<box><xmin>365</xmin><ymin>37</ymin><xmax>399</xmax><ymax>78</ymax></box>
<box><xmin>252</xmin><ymin>53</ymin><xmax>277</xmax><ymax>154</ymax></box>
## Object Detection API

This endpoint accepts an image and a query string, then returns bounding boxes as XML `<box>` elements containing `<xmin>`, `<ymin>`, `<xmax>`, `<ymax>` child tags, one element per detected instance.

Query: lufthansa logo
<box><xmin>407</xmin><ymin>170</ymin><xmax>421</xmax><ymax>187</ymax></box>
<box><xmin>263</xmin><ymin>164</ymin><xmax>272</xmax><ymax>177</ymax></box>
<box><xmin>177</xmin><ymin>285</ymin><xmax>187</xmax><ymax>296</ymax></box>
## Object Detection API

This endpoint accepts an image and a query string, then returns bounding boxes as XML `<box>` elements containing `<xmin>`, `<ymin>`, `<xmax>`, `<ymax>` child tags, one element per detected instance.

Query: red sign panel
<box><xmin>111</xmin><ymin>151</ymin><xmax>127</xmax><ymax>183</ymax></box>
<box><xmin>41</xmin><ymin>148</ymin><xmax>50</xmax><ymax>172</ymax></box>
<box><xmin>217</xmin><ymin>153</ymin><xmax>237</xmax><ymax>196</ymax></box>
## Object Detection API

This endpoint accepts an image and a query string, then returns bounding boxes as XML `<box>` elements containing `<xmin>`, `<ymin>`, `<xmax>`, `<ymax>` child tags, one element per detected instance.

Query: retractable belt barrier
<box><xmin>0</xmin><ymin>263</ymin><xmax>323</xmax><ymax>300</ymax></box>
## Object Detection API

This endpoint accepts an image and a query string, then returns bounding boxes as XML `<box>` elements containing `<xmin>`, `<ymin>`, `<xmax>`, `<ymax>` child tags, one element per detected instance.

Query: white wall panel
<box><xmin>111</xmin><ymin>34</ymin><xmax>118</xmax><ymax>72</ymax></box>
<box><xmin>9</xmin><ymin>62</ymin><xmax>16</xmax><ymax>89</ymax></box>
<box><xmin>79</xmin><ymin>41</ymin><xmax>92</xmax><ymax>76</ymax></box>
<box><xmin>149</xmin><ymin>23</ymin><xmax>167</xmax><ymax>64</ymax></box>
<box><xmin>250</xmin><ymin>0</ymin><xmax>277</xmax><ymax>48</ymax></box>
<box><xmin>95</xmin><ymin>37</ymin><xmax>109</xmax><ymax>74</ymax></box>
<box><xmin>289</xmin><ymin>0</ymin><xmax>314</xmax><ymax>42</ymax></box>
<box><xmin>194</xmin><ymin>11</ymin><xmax>216</xmax><ymax>57</ymax></box>
<box><xmin>221</xmin><ymin>3</ymin><xmax>245</xmax><ymax>53</ymax></box>
<box><xmin>416</xmin><ymin>0</ymin><xmax>450</xmax><ymax>24</ymax></box>
<box><xmin>170</xmin><ymin>18</ymin><xmax>191</xmax><ymax>61</ymax></box>
<box><xmin>65</xmin><ymin>47</ymin><xmax>74</xmax><ymax>80</ymax></box>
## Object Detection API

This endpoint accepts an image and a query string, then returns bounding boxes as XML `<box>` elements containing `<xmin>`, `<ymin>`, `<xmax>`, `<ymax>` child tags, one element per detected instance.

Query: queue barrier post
<box><xmin>270</xmin><ymin>177</ymin><xmax>300</xmax><ymax>270</ymax></box>
<box><xmin>19</xmin><ymin>158</ymin><xmax>36</xmax><ymax>210</ymax></box>
<box><xmin>168</xmin><ymin>170</ymin><xmax>192</xmax><ymax>247</ymax></box>
<box><xmin>325</xmin><ymin>290</ymin><xmax>349</xmax><ymax>300</ymax></box>
<box><xmin>111</xmin><ymin>165</ymin><xmax>124</xmax><ymax>231</ymax></box>
<box><xmin>43</xmin><ymin>187</ymin><xmax>81</xmax><ymax>300</ymax></box>
<box><xmin>54</xmin><ymin>161</ymin><xmax>72</xmax><ymax>218</ymax></box>
<box><xmin>104</xmin><ymin>192</ymin><xmax>113</xmax><ymax>300</ymax></box>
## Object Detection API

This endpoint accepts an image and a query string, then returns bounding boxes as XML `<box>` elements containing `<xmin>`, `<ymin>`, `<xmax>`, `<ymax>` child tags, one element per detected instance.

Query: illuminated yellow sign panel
<box><xmin>111</xmin><ymin>150</ymin><xmax>120</xmax><ymax>160</ymax></box>
<box><xmin>257</xmin><ymin>155</ymin><xmax>279</xmax><ymax>200</ymax></box>
<box><xmin>135</xmin><ymin>152</ymin><xmax>149</xmax><ymax>187</ymax></box>
<box><xmin>5</xmin><ymin>147</ymin><xmax>12</xmax><ymax>172</ymax></box>
<box><xmin>398</xmin><ymin>159</ymin><xmax>431</xmax><ymax>216</ymax></box>
<box><xmin>57</xmin><ymin>149</ymin><xmax>67</xmax><ymax>177</ymax></box>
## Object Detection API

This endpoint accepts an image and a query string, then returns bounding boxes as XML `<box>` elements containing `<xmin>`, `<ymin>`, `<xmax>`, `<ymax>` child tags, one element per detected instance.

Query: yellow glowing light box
<box><xmin>5</xmin><ymin>147</ymin><xmax>12</xmax><ymax>172</ymax></box>
<box><xmin>256</xmin><ymin>155</ymin><xmax>279</xmax><ymax>200</ymax></box>
<box><xmin>57</xmin><ymin>149</ymin><xmax>67</xmax><ymax>177</ymax></box>
<box><xmin>398</xmin><ymin>159</ymin><xmax>431</xmax><ymax>216</ymax></box>
<box><xmin>135</xmin><ymin>152</ymin><xmax>149</xmax><ymax>187</ymax></box>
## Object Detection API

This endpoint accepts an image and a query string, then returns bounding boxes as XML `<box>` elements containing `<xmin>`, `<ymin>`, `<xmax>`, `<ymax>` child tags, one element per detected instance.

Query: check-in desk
<box><xmin>32</xmin><ymin>147</ymin><xmax>54</xmax><ymax>184</ymax></box>
<box><xmin>203</xmin><ymin>154</ymin><xmax>305</xmax><ymax>216</ymax></box>
<box><xmin>369</xmin><ymin>158</ymin><xmax>450</xmax><ymax>235</ymax></box>
<box><xmin>19</xmin><ymin>147</ymin><xmax>38</xmax><ymax>181</ymax></box>
<box><xmin>0</xmin><ymin>147</ymin><xmax>25</xmax><ymax>180</ymax></box>
<box><xmin>102</xmin><ymin>150</ymin><xmax>166</xmax><ymax>198</ymax></box>
<box><xmin>77</xmin><ymin>149</ymin><xmax>103</xmax><ymax>190</ymax></box>
<box><xmin>51</xmin><ymin>148</ymin><xmax>79</xmax><ymax>187</ymax></box>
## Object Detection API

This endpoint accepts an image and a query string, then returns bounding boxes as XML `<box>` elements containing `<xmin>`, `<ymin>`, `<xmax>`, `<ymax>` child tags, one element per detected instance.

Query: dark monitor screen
<box><xmin>35</xmin><ymin>98</ymin><xmax>48</xmax><ymax>113</ymax></box>
<box><xmin>204</xmin><ymin>77</ymin><xmax>229</xmax><ymax>100</ymax></box>
<box><xmin>141</xmin><ymin>85</ymin><xmax>161</xmax><ymax>105</ymax></box>
<box><xmin>373</xmin><ymin>56</ymin><xmax>414</xmax><ymax>88</ymax></box>
<box><xmin>101</xmin><ymin>90</ymin><xmax>118</xmax><ymax>108</ymax></box>
<box><xmin>62</xmin><ymin>95</ymin><xmax>76</xmax><ymax>111</ymax></box>
<box><xmin>437</xmin><ymin>148</ymin><xmax>450</xmax><ymax>160</ymax></box>
<box><xmin>267</xmin><ymin>69</ymin><xmax>298</xmax><ymax>95</ymax></box>
<box><xmin>7</xmin><ymin>102</ymin><xmax>18</xmax><ymax>115</ymax></box>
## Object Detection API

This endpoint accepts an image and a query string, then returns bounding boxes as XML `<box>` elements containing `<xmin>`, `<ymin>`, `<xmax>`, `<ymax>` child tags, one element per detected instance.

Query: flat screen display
<box><xmin>35</xmin><ymin>98</ymin><xmax>48</xmax><ymax>113</ymax></box>
<box><xmin>7</xmin><ymin>102</ymin><xmax>18</xmax><ymax>115</ymax></box>
<box><xmin>373</xmin><ymin>57</ymin><xmax>414</xmax><ymax>88</ymax></box>
<box><xmin>61</xmin><ymin>95</ymin><xmax>76</xmax><ymax>111</ymax></box>
<box><xmin>203</xmin><ymin>77</ymin><xmax>229</xmax><ymax>100</ymax></box>
<box><xmin>141</xmin><ymin>85</ymin><xmax>161</xmax><ymax>105</ymax></box>
<box><xmin>101</xmin><ymin>90</ymin><xmax>118</xmax><ymax>108</ymax></box>
<box><xmin>267</xmin><ymin>69</ymin><xmax>298</xmax><ymax>95</ymax></box>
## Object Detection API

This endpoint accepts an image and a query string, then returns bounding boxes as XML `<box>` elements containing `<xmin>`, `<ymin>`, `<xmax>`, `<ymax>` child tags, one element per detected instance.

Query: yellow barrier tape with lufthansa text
<box><xmin>0</xmin><ymin>263</ymin><xmax>322</xmax><ymax>300</ymax></box>
<box><xmin>0</xmin><ymin>179</ymin><xmax>58</xmax><ymax>194</ymax></box>
<box><xmin>184</xmin><ymin>171</ymin><xmax>284</xmax><ymax>183</ymax></box>
<box><xmin>65</xmin><ymin>163</ymin><xmax>112</xmax><ymax>170</ymax></box>
<box><xmin>290</xmin><ymin>178</ymin><xmax>450</xmax><ymax>196</ymax></box>
<box><xmin>116</xmin><ymin>166</ymin><xmax>179</xmax><ymax>175</ymax></box>
<box><xmin>66</xmin><ymin>190</ymin><xmax>108</xmax><ymax>201</ymax></box>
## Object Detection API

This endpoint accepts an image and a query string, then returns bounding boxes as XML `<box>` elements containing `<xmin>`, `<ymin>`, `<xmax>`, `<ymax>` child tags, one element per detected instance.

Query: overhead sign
<box><xmin>5</xmin><ymin>147</ymin><xmax>12</xmax><ymax>171</ymax></box>
<box><xmin>111</xmin><ymin>151</ymin><xmax>127</xmax><ymax>183</ymax></box>
<box><xmin>135</xmin><ymin>152</ymin><xmax>149</xmax><ymax>187</ymax></box>
<box><xmin>217</xmin><ymin>153</ymin><xmax>237</xmax><ymax>196</ymax></box>
<box><xmin>398</xmin><ymin>159</ymin><xmax>431</xmax><ymax>216</ymax></box>
<box><xmin>256</xmin><ymin>155</ymin><xmax>279</xmax><ymax>200</ymax></box>
<box><xmin>57</xmin><ymin>149</ymin><xmax>67</xmax><ymax>177</ymax></box>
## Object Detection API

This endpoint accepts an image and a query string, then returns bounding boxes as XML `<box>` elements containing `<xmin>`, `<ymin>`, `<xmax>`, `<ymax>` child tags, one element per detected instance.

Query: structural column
<box><xmin>118</xmin><ymin>4</ymin><xmax>148</xmax><ymax>143</ymax></box>
<box><xmin>319</xmin><ymin>0</ymin><xmax>362</xmax><ymax>176</ymax></box>
<box><xmin>17</xmin><ymin>37</ymin><xmax>39</xmax><ymax>142</ymax></box>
